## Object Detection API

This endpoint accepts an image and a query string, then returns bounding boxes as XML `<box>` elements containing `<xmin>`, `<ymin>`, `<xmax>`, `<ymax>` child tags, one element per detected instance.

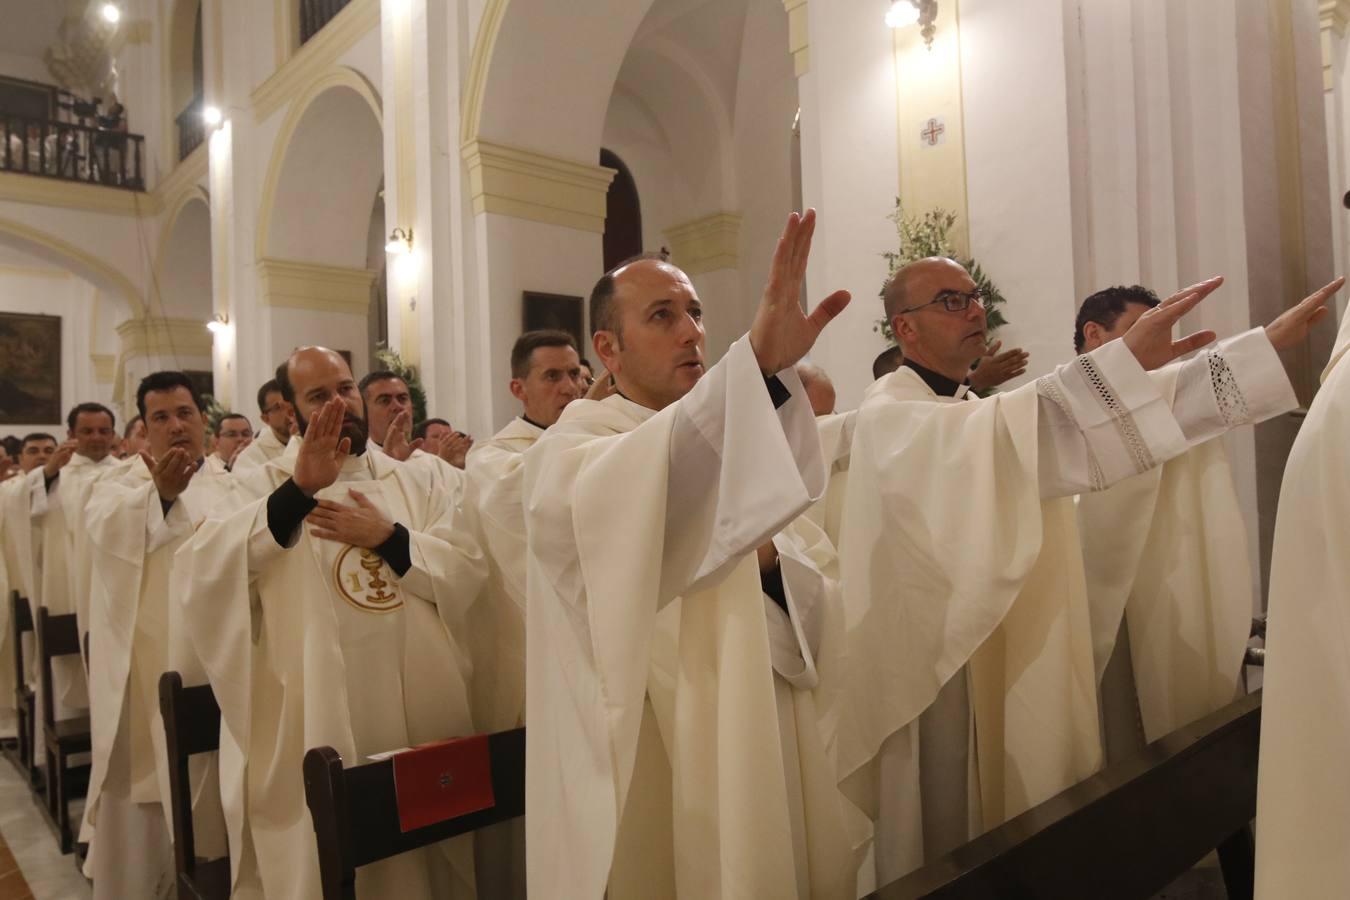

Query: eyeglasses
<box><xmin>896</xmin><ymin>289</ymin><xmax>988</xmax><ymax>315</ymax></box>
<box><xmin>219</xmin><ymin>430</ymin><xmax>253</xmax><ymax>440</ymax></box>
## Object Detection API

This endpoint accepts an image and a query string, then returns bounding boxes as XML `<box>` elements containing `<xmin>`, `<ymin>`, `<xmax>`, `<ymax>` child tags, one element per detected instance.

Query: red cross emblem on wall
<box><xmin>921</xmin><ymin>117</ymin><xmax>945</xmax><ymax>147</ymax></box>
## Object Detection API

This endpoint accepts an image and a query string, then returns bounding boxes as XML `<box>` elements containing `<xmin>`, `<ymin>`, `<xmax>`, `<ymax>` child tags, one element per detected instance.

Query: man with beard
<box><xmin>524</xmin><ymin>213</ymin><xmax>861</xmax><ymax>899</ymax></box>
<box><xmin>178</xmin><ymin>347</ymin><xmax>488</xmax><ymax>899</ymax></box>
<box><xmin>83</xmin><ymin>371</ymin><xmax>237</xmax><ymax>900</ymax></box>
<box><xmin>232</xmin><ymin>380</ymin><xmax>293</xmax><ymax>474</ymax></box>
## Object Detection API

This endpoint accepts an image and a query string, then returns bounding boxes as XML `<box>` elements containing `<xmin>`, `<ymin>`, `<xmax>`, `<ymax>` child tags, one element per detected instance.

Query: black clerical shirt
<box><xmin>265</xmin><ymin>472</ymin><xmax>413</xmax><ymax>576</ymax></box>
<box><xmin>902</xmin><ymin>358</ymin><xmax>970</xmax><ymax>399</ymax></box>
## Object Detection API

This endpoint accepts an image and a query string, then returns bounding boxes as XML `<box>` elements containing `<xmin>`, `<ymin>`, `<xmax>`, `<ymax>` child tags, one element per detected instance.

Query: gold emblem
<box><xmin>333</xmin><ymin>545</ymin><xmax>404</xmax><ymax>613</ymax></box>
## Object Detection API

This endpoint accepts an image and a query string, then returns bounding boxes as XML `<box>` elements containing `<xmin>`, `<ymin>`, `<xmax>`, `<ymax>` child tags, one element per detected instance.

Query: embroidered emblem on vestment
<box><xmin>333</xmin><ymin>545</ymin><xmax>404</xmax><ymax>613</ymax></box>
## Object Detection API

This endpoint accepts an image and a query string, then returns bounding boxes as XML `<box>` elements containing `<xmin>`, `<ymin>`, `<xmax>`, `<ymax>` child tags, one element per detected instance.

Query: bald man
<box><xmin>525</xmin><ymin>212</ymin><xmax>861</xmax><ymax>899</ymax></box>
<box><xmin>835</xmin><ymin>257</ymin><xmax>1337</xmax><ymax>884</ymax></box>
<box><xmin>179</xmin><ymin>347</ymin><xmax>487</xmax><ymax>899</ymax></box>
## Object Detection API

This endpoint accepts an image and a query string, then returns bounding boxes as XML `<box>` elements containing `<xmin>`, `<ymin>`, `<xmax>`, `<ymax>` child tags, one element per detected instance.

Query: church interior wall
<box><xmin>0</xmin><ymin>52</ymin><xmax>51</xmax><ymax>85</ymax></box>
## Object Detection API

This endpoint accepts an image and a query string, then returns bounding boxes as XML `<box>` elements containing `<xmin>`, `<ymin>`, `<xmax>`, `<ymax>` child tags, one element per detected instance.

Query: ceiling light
<box><xmin>885</xmin><ymin>1</ymin><xmax>919</xmax><ymax>28</ymax></box>
<box><xmin>101</xmin><ymin>3</ymin><xmax>122</xmax><ymax>24</ymax></box>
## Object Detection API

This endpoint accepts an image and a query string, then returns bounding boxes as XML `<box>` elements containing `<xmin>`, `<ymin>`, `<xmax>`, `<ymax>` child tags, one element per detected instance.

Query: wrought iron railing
<box><xmin>1</xmin><ymin>113</ymin><xmax>145</xmax><ymax>191</ymax></box>
<box><xmin>176</xmin><ymin>95</ymin><xmax>207</xmax><ymax>161</ymax></box>
<box><xmin>300</xmin><ymin>0</ymin><xmax>353</xmax><ymax>45</ymax></box>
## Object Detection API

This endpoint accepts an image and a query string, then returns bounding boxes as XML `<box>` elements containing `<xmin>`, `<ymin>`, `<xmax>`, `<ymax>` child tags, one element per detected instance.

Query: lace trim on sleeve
<box><xmin>1075</xmin><ymin>354</ymin><xmax>1157</xmax><ymax>476</ymax></box>
<box><xmin>1207</xmin><ymin>350</ymin><xmax>1251</xmax><ymax>428</ymax></box>
<box><xmin>1038</xmin><ymin>375</ymin><xmax>1106</xmax><ymax>491</ymax></box>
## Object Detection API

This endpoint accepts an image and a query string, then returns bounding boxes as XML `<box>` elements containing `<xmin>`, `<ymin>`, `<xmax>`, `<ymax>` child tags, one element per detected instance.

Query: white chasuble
<box><xmin>1254</xmin><ymin>312</ymin><xmax>1350</xmax><ymax>898</ymax></box>
<box><xmin>524</xmin><ymin>336</ymin><xmax>856</xmax><ymax>900</ymax></box>
<box><xmin>1077</xmin><ymin>341</ymin><xmax>1292</xmax><ymax>753</ymax></box>
<box><xmin>83</xmin><ymin>458</ymin><xmax>237</xmax><ymax>898</ymax></box>
<box><xmin>805</xmin><ymin>411</ymin><xmax>856</xmax><ymax>549</ymax></box>
<box><xmin>0</xmin><ymin>474</ymin><xmax>38</xmax><ymax>740</ymax></box>
<box><xmin>836</xmin><ymin>329</ymin><xmax>1295</xmax><ymax>886</ymax></box>
<box><xmin>178</xmin><ymin>443</ymin><xmax>487</xmax><ymax>900</ymax></box>
<box><xmin>230</xmin><ymin>427</ymin><xmax>290</xmax><ymax>475</ymax></box>
<box><xmin>0</xmin><ymin>499</ymin><xmax>11</xmax><ymax>738</ymax></box>
<box><xmin>462</xmin><ymin>415</ymin><xmax>543</xmax><ymax>732</ymax></box>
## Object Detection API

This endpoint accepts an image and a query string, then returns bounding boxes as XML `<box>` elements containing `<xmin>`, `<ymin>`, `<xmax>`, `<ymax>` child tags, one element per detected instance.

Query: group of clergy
<box><xmin>0</xmin><ymin>208</ymin><xmax>1343</xmax><ymax>900</ymax></box>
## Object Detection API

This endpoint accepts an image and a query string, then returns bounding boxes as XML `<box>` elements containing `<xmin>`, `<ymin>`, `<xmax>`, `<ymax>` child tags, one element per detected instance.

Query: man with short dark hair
<box><xmin>179</xmin><ymin>346</ymin><xmax>487</xmax><ymax>898</ymax></box>
<box><xmin>360</xmin><ymin>371</ymin><xmax>474</xmax><ymax>472</ymax></box>
<box><xmin>205</xmin><ymin>413</ymin><xmax>253</xmax><ymax>474</ymax></box>
<box><xmin>232</xmin><ymin>379</ymin><xmax>294</xmax><ymax>474</ymax></box>
<box><xmin>121</xmin><ymin>415</ymin><xmax>147</xmax><ymax>459</ymax></box>
<box><xmin>1073</xmin><ymin>285</ymin><xmax>1161</xmax><ymax>354</ymax></box>
<box><xmin>84</xmin><ymin>370</ymin><xmax>234</xmax><ymax>900</ymax></box>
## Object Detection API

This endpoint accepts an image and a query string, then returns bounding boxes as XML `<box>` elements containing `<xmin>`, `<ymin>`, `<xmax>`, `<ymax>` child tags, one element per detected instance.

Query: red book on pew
<box><xmin>390</xmin><ymin>734</ymin><xmax>496</xmax><ymax>833</ymax></box>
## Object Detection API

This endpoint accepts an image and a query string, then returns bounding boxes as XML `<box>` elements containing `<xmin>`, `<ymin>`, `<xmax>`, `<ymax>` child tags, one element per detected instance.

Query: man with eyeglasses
<box><xmin>833</xmin><ymin>255</ymin><xmax>1342</xmax><ymax>887</ymax></box>
<box><xmin>205</xmin><ymin>413</ymin><xmax>254</xmax><ymax>474</ymax></box>
<box><xmin>232</xmin><ymin>379</ymin><xmax>294</xmax><ymax>474</ymax></box>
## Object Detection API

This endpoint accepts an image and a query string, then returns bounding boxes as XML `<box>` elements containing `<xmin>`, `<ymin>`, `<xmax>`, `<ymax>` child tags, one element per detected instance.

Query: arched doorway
<box><xmin>601</xmin><ymin>148</ymin><xmax>643</xmax><ymax>271</ymax></box>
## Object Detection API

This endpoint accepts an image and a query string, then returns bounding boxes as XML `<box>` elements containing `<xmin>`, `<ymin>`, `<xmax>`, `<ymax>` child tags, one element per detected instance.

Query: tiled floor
<box><xmin>0</xmin><ymin>760</ymin><xmax>90</xmax><ymax>900</ymax></box>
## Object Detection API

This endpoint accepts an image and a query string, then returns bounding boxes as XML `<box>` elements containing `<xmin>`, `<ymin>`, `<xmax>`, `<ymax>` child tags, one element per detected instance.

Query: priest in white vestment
<box><xmin>525</xmin><ymin>213</ymin><xmax>860</xmax><ymax>899</ymax></box>
<box><xmin>1070</xmin><ymin>283</ymin><xmax>1334</xmax><ymax>760</ymax></box>
<box><xmin>1253</xmin><ymin>304</ymin><xmax>1349</xmax><ymax>898</ymax></box>
<box><xmin>84</xmin><ymin>372</ymin><xmax>237</xmax><ymax>900</ymax></box>
<box><xmin>361</xmin><ymin>370</ymin><xmax>473</xmax><ymax>477</ymax></box>
<box><xmin>31</xmin><ymin>404</ymin><xmax>120</xmax><ymax>718</ymax></box>
<box><xmin>463</xmin><ymin>329</ymin><xmax>584</xmax><ymax>899</ymax></box>
<box><xmin>179</xmin><ymin>347</ymin><xmax>487</xmax><ymax>900</ymax></box>
<box><xmin>835</xmin><ymin>259</ymin><xmax>1335</xmax><ymax>887</ymax></box>
<box><xmin>203</xmin><ymin>412</ymin><xmax>253</xmax><ymax>476</ymax></box>
<box><xmin>231</xmin><ymin>379</ymin><xmax>294</xmax><ymax>474</ymax></box>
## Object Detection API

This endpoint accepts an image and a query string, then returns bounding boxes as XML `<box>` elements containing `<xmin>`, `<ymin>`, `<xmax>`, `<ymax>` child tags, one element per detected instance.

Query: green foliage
<box><xmin>199</xmin><ymin>393</ymin><xmax>228</xmax><ymax>434</ymax></box>
<box><xmin>875</xmin><ymin>198</ymin><xmax>1008</xmax><ymax>343</ymax></box>
<box><xmin>373</xmin><ymin>344</ymin><xmax>428</xmax><ymax>423</ymax></box>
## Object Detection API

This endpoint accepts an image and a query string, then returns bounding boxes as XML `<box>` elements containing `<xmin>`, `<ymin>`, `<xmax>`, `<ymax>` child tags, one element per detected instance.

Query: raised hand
<box><xmin>969</xmin><ymin>340</ymin><xmax>1029</xmax><ymax>392</ymax></box>
<box><xmin>306</xmin><ymin>489</ymin><xmax>396</xmax><ymax>549</ymax></box>
<box><xmin>1121</xmin><ymin>276</ymin><xmax>1225</xmax><ymax>371</ymax></box>
<box><xmin>141</xmin><ymin>447</ymin><xmax>197</xmax><ymax>502</ymax></box>
<box><xmin>1265</xmin><ymin>277</ymin><xmax>1344</xmax><ymax>351</ymax></box>
<box><xmin>382</xmin><ymin>409</ymin><xmax>417</xmax><ymax>462</ymax></box>
<box><xmin>585</xmin><ymin>371</ymin><xmax>617</xmax><ymax>401</ymax></box>
<box><xmin>43</xmin><ymin>439</ymin><xmax>78</xmax><ymax>478</ymax></box>
<box><xmin>748</xmin><ymin>209</ymin><xmax>851</xmax><ymax>375</ymax></box>
<box><xmin>437</xmin><ymin>431</ymin><xmax>473</xmax><ymax>470</ymax></box>
<box><xmin>292</xmin><ymin>396</ymin><xmax>352</xmax><ymax>496</ymax></box>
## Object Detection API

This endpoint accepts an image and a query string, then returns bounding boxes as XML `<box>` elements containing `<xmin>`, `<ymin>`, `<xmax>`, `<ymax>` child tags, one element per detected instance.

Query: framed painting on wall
<box><xmin>0</xmin><ymin>312</ymin><xmax>61</xmax><ymax>424</ymax></box>
<box><xmin>522</xmin><ymin>291</ymin><xmax>585</xmax><ymax>353</ymax></box>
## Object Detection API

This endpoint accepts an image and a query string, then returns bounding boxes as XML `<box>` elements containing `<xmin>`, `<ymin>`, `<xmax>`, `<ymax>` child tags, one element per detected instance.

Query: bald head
<box><xmin>884</xmin><ymin>257</ymin><xmax>987</xmax><ymax>383</ymax></box>
<box><xmin>795</xmin><ymin>362</ymin><xmax>836</xmax><ymax>416</ymax></box>
<box><xmin>278</xmin><ymin>347</ymin><xmax>369</xmax><ymax>453</ymax></box>
<box><xmin>590</xmin><ymin>254</ymin><xmax>707</xmax><ymax>411</ymax></box>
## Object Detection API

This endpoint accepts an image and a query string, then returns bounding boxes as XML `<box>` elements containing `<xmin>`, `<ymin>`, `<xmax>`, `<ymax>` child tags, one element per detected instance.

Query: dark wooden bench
<box><xmin>35</xmin><ymin>607</ymin><xmax>91</xmax><ymax>854</ymax></box>
<box><xmin>867</xmin><ymin>691</ymin><xmax>1262</xmax><ymax>900</ymax></box>
<box><xmin>5</xmin><ymin>590</ymin><xmax>39</xmax><ymax>789</ymax></box>
<box><xmin>303</xmin><ymin>727</ymin><xmax>525</xmax><ymax>900</ymax></box>
<box><xmin>158</xmin><ymin>672</ymin><xmax>231</xmax><ymax>900</ymax></box>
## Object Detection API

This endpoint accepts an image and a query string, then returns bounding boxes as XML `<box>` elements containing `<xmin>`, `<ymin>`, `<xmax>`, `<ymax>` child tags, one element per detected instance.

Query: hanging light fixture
<box><xmin>886</xmin><ymin>0</ymin><xmax>939</xmax><ymax>49</ymax></box>
<box><xmin>385</xmin><ymin>227</ymin><xmax>414</xmax><ymax>256</ymax></box>
<box><xmin>100</xmin><ymin>3</ymin><xmax>122</xmax><ymax>24</ymax></box>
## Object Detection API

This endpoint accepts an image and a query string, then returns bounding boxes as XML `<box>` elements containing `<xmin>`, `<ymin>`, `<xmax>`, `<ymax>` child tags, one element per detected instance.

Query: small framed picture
<box><xmin>522</xmin><ymin>291</ymin><xmax>585</xmax><ymax>351</ymax></box>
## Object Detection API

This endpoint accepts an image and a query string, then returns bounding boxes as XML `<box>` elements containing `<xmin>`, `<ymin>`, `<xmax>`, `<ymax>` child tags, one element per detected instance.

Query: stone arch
<box><xmin>152</xmin><ymin>191</ymin><xmax>213</xmax><ymax>321</ymax></box>
<box><xmin>0</xmin><ymin>216</ymin><xmax>143</xmax><ymax>319</ymax></box>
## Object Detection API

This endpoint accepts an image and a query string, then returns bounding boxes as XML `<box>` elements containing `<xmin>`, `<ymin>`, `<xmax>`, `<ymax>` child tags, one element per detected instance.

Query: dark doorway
<box><xmin>601</xmin><ymin>149</ymin><xmax>643</xmax><ymax>272</ymax></box>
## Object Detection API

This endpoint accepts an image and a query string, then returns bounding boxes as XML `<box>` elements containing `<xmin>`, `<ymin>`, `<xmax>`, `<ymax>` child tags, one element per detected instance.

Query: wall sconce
<box><xmin>101</xmin><ymin>3</ymin><xmax>122</xmax><ymax>25</ymax></box>
<box><xmin>385</xmin><ymin>227</ymin><xmax>414</xmax><ymax>256</ymax></box>
<box><xmin>887</xmin><ymin>0</ymin><xmax>938</xmax><ymax>48</ymax></box>
<box><xmin>203</xmin><ymin>105</ymin><xmax>224</xmax><ymax>128</ymax></box>
<box><xmin>206</xmin><ymin>313</ymin><xmax>230</xmax><ymax>334</ymax></box>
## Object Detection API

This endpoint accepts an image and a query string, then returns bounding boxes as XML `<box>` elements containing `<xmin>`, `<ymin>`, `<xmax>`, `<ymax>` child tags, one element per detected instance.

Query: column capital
<box><xmin>783</xmin><ymin>0</ymin><xmax>810</xmax><ymax>76</ymax></box>
<box><xmin>664</xmin><ymin>212</ymin><xmax>742</xmax><ymax>275</ymax></box>
<box><xmin>460</xmin><ymin>140</ymin><xmax>616</xmax><ymax>233</ymax></box>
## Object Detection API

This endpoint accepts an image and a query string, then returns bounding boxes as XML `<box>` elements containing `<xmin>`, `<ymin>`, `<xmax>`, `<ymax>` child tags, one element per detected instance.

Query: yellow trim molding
<box><xmin>460</xmin><ymin>0</ymin><xmax>511</xmax><ymax>145</ymax></box>
<box><xmin>91</xmin><ymin>353</ymin><xmax>116</xmax><ymax>384</ymax></box>
<box><xmin>0</xmin><ymin>215</ymin><xmax>144</xmax><ymax>316</ymax></box>
<box><xmin>152</xmin><ymin>141</ymin><xmax>208</xmax><ymax>215</ymax></box>
<box><xmin>783</xmin><ymin>0</ymin><xmax>810</xmax><ymax>77</ymax></box>
<box><xmin>254</xmin><ymin>67</ymin><xmax>383</xmax><ymax>260</ymax></box>
<box><xmin>461</xmin><ymin>140</ymin><xmax>616</xmax><ymax>233</ymax></box>
<box><xmin>1321</xmin><ymin>0</ymin><xmax>1350</xmax><ymax>90</ymax></box>
<box><xmin>664</xmin><ymin>212</ymin><xmax>742</xmax><ymax>275</ymax></box>
<box><xmin>0</xmin><ymin>263</ymin><xmax>69</xmax><ymax>281</ymax></box>
<box><xmin>257</xmin><ymin>257</ymin><xmax>377</xmax><ymax>316</ymax></box>
<box><xmin>116</xmin><ymin>315</ymin><xmax>214</xmax><ymax>358</ymax></box>
<box><xmin>253</xmin><ymin>0</ymin><xmax>381</xmax><ymax>122</ymax></box>
<box><xmin>0</xmin><ymin>171</ymin><xmax>158</xmax><ymax>216</ymax></box>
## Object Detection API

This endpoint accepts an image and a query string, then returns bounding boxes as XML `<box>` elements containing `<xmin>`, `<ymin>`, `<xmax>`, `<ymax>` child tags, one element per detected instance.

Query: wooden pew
<box><xmin>4</xmin><ymin>590</ymin><xmax>39</xmax><ymax>789</ymax></box>
<box><xmin>867</xmin><ymin>691</ymin><xmax>1262</xmax><ymax>900</ymax></box>
<box><xmin>158</xmin><ymin>672</ymin><xmax>231</xmax><ymax>900</ymax></box>
<box><xmin>303</xmin><ymin>728</ymin><xmax>525</xmax><ymax>900</ymax></box>
<box><xmin>35</xmin><ymin>607</ymin><xmax>91</xmax><ymax>854</ymax></box>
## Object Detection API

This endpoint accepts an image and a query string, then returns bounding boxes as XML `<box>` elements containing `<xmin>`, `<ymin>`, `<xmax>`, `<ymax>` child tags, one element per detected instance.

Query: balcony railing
<box><xmin>300</xmin><ymin>0</ymin><xmax>353</xmax><ymax>45</ymax></box>
<box><xmin>176</xmin><ymin>95</ymin><xmax>207</xmax><ymax>162</ymax></box>
<box><xmin>1</xmin><ymin>113</ymin><xmax>145</xmax><ymax>191</ymax></box>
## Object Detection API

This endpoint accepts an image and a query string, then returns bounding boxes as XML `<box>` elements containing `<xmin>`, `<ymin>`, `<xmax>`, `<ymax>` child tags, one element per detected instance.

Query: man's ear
<box><xmin>593</xmin><ymin>331</ymin><xmax>620</xmax><ymax>374</ymax></box>
<box><xmin>509</xmin><ymin>378</ymin><xmax>526</xmax><ymax>403</ymax></box>
<box><xmin>1083</xmin><ymin>321</ymin><xmax>1104</xmax><ymax>350</ymax></box>
<box><xmin>891</xmin><ymin>314</ymin><xmax>913</xmax><ymax>344</ymax></box>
